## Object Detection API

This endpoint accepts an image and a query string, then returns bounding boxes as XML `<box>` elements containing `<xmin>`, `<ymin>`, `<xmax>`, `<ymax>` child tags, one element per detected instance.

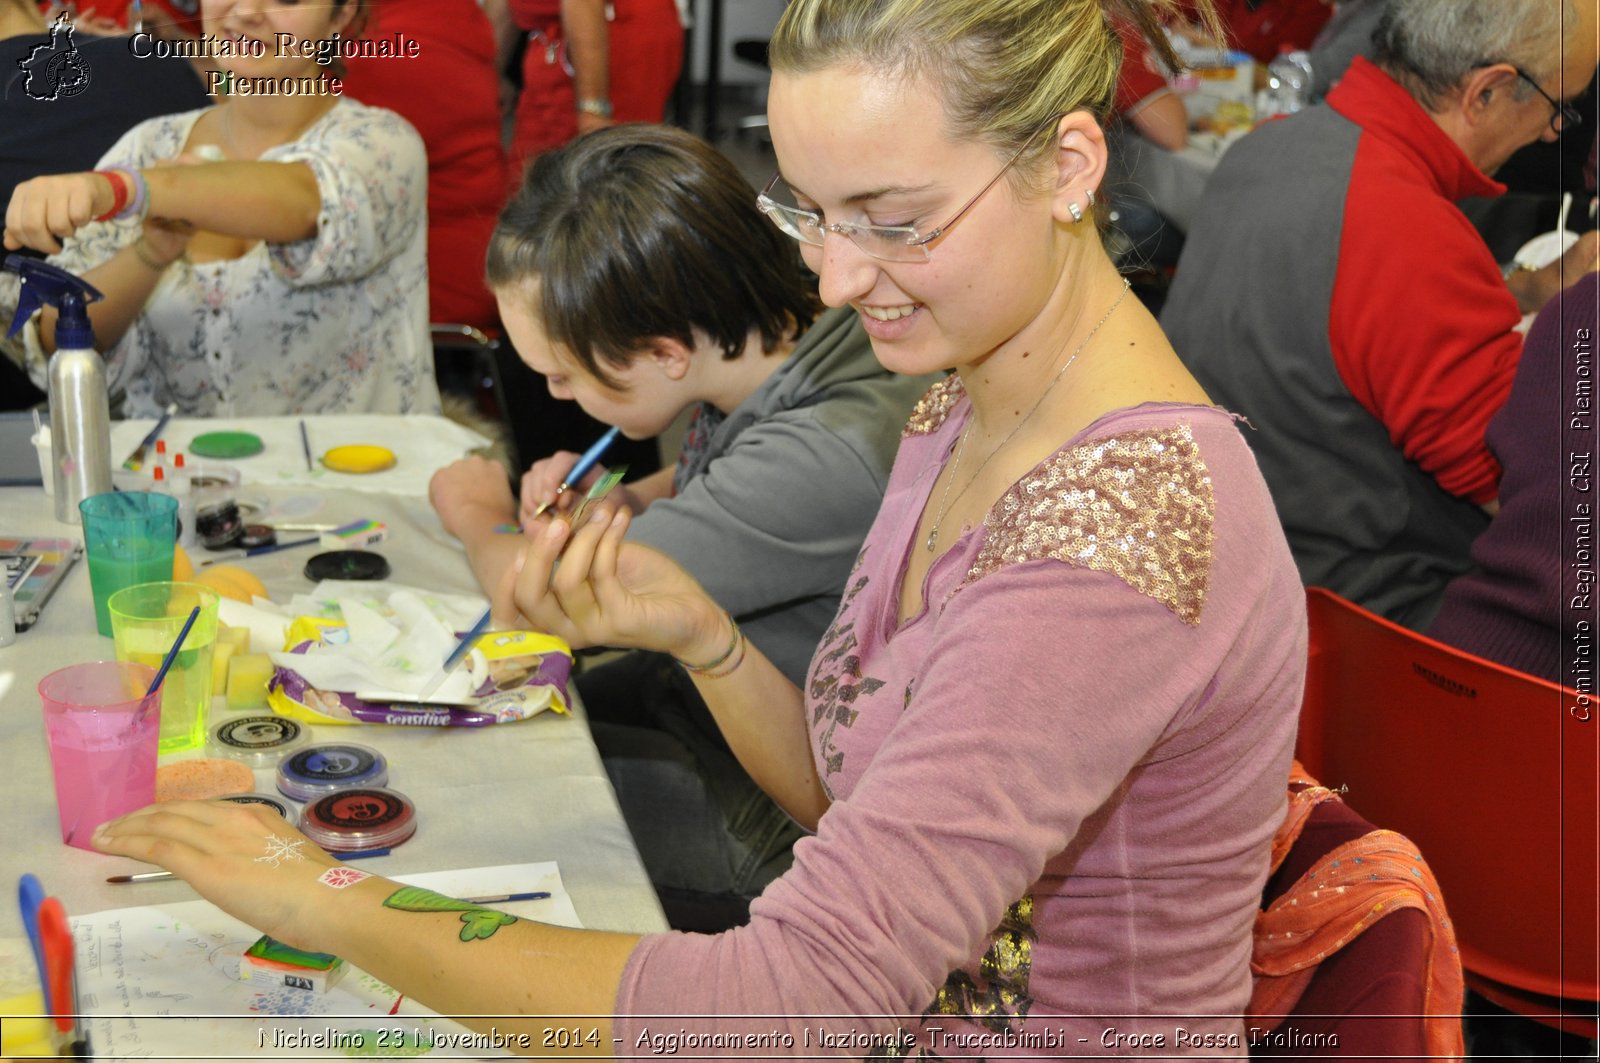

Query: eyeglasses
<box><xmin>1508</xmin><ymin>64</ymin><xmax>1582</xmax><ymax>133</ymax></box>
<box><xmin>756</xmin><ymin>113</ymin><xmax>1064</xmax><ymax>263</ymax></box>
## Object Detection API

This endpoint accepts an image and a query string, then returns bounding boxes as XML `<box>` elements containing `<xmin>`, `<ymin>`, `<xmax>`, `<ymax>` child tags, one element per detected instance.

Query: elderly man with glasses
<box><xmin>1160</xmin><ymin>0</ymin><xmax>1599</xmax><ymax>631</ymax></box>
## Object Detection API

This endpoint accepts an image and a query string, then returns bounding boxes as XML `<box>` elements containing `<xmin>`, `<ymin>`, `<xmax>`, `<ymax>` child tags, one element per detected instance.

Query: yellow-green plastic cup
<box><xmin>108</xmin><ymin>581</ymin><xmax>220</xmax><ymax>754</ymax></box>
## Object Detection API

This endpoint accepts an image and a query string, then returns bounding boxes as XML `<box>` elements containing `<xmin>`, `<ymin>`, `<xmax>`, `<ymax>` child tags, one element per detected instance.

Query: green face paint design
<box><xmin>382</xmin><ymin>886</ymin><xmax>519</xmax><ymax>942</ymax></box>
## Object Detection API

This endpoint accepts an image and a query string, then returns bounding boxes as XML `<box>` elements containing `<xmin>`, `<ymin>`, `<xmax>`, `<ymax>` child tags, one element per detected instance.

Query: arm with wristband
<box><xmin>501</xmin><ymin>503</ymin><xmax>827</xmax><ymax>829</ymax></box>
<box><xmin>7</xmin><ymin>157</ymin><xmax>324</xmax><ymax>353</ymax></box>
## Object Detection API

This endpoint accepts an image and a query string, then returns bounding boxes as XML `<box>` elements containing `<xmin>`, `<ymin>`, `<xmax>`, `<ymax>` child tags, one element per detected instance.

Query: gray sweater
<box><xmin>630</xmin><ymin>307</ymin><xmax>937</xmax><ymax>684</ymax></box>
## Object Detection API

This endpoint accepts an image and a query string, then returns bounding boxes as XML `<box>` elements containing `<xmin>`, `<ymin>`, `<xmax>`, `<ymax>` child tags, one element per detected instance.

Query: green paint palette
<box><xmin>189</xmin><ymin>431</ymin><xmax>264</xmax><ymax>458</ymax></box>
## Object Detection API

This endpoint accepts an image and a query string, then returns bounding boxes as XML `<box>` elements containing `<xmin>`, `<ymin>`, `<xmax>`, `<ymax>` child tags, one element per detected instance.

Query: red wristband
<box><xmin>92</xmin><ymin>170</ymin><xmax>131</xmax><ymax>223</ymax></box>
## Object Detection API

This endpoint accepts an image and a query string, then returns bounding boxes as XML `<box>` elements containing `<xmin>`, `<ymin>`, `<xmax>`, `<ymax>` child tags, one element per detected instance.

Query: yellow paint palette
<box><xmin>321</xmin><ymin>444</ymin><xmax>396</xmax><ymax>474</ymax></box>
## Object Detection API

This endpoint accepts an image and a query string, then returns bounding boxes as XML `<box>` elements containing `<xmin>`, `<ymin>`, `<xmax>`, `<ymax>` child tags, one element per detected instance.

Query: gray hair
<box><xmin>1373</xmin><ymin>0</ymin><xmax>1576</xmax><ymax>111</ymax></box>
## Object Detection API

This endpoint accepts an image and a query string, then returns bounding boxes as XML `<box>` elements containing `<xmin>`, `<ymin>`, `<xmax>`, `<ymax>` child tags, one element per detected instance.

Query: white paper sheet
<box><xmin>71</xmin><ymin>863</ymin><xmax>580</xmax><ymax>1061</ymax></box>
<box><xmin>110</xmin><ymin>415</ymin><xmax>491</xmax><ymax>497</ymax></box>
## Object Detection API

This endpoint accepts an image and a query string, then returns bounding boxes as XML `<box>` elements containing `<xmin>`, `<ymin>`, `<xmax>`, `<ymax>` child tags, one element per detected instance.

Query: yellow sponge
<box><xmin>226</xmin><ymin>654</ymin><xmax>274</xmax><ymax>710</ymax></box>
<box><xmin>217</xmin><ymin>624</ymin><xmax>251</xmax><ymax>655</ymax></box>
<box><xmin>210</xmin><ymin>642</ymin><xmax>238</xmax><ymax>697</ymax></box>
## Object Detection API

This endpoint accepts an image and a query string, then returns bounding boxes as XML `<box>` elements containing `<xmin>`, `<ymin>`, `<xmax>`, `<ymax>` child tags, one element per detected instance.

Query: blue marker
<box><xmin>529</xmin><ymin>426</ymin><xmax>621</xmax><ymax>519</ymax></box>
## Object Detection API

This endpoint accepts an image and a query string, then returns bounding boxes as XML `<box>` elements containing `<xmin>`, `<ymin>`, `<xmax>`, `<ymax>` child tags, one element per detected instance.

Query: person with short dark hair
<box><xmin>429</xmin><ymin>124</ymin><xmax>935</xmax><ymax>919</ymax></box>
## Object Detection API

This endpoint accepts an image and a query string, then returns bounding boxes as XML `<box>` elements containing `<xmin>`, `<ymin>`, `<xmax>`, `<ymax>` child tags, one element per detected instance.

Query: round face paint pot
<box><xmin>300</xmin><ymin>787</ymin><xmax>417</xmax><ymax>852</ymax></box>
<box><xmin>276</xmin><ymin>742</ymin><xmax>389</xmax><ymax>801</ymax></box>
<box><xmin>218</xmin><ymin>792</ymin><xmax>298</xmax><ymax>822</ymax></box>
<box><xmin>210</xmin><ymin>714</ymin><xmax>308</xmax><ymax>767</ymax></box>
<box><xmin>189</xmin><ymin>431</ymin><xmax>265</xmax><ymax>459</ymax></box>
<box><xmin>321</xmin><ymin>444</ymin><xmax>396</xmax><ymax>474</ymax></box>
<box><xmin>238</xmin><ymin>524</ymin><xmax>276</xmax><ymax>550</ymax></box>
<box><xmin>303</xmin><ymin>550</ymin><xmax>391</xmax><ymax>582</ymax></box>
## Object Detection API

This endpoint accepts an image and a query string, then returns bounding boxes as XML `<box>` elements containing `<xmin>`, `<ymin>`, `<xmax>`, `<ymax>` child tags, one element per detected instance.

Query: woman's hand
<box><xmin>431</xmin><ymin>455</ymin><xmax>518</xmax><ymax>538</ymax></box>
<box><xmin>92</xmin><ymin>800</ymin><xmax>341</xmax><ymax>951</ymax></box>
<box><xmin>518</xmin><ymin>452</ymin><xmax>604</xmax><ymax>525</ymax></box>
<box><xmin>3</xmin><ymin>171</ymin><xmax>121</xmax><ymax>254</ymax></box>
<box><xmin>498</xmin><ymin>505</ymin><xmax>727</xmax><ymax>661</ymax></box>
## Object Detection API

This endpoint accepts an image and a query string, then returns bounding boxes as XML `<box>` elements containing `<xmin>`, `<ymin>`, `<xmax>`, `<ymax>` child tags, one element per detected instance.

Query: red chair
<box><xmin>1296</xmin><ymin>587</ymin><xmax>1597</xmax><ymax>1037</ymax></box>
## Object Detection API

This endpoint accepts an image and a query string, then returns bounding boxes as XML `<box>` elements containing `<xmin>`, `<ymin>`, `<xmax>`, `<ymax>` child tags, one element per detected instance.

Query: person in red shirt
<box><xmin>1115</xmin><ymin>19</ymin><xmax>1188</xmax><ymax>150</ymax></box>
<box><xmin>1176</xmin><ymin>0</ymin><xmax>1332</xmax><ymax>63</ymax></box>
<box><xmin>486</xmin><ymin>0</ymin><xmax>684</xmax><ymax>178</ymax></box>
<box><xmin>342</xmin><ymin>0</ymin><xmax>508</xmax><ymax>332</ymax></box>
<box><xmin>1162</xmin><ymin>0</ymin><xmax>1600</xmax><ymax>627</ymax></box>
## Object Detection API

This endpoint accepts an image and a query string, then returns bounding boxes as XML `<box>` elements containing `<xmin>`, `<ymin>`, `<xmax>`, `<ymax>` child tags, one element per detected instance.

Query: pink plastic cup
<box><xmin>39</xmin><ymin>660</ymin><xmax>160</xmax><ymax>849</ymax></box>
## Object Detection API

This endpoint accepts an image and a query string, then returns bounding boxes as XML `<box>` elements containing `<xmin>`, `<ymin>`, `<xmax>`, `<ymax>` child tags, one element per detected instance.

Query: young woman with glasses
<box><xmin>94</xmin><ymin>0</ymin><xmax>1309</xmax><ymax>1051</ymax></box>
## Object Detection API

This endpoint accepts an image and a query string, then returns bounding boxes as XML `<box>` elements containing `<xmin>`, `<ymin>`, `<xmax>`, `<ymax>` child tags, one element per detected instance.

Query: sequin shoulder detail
<box><xmin>964</xmin><ymin>425</ymin><xmax>1215</xmax><ymax>624</ymax></box>
<box><xmin>902</xmin><ymin>375</ymin><xmax>966</xmax><ymax>437</ymax></box>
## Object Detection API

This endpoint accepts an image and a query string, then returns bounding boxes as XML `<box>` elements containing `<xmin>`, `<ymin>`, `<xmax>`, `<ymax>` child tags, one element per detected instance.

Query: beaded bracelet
<box><xmin>676</xmin><ymin>612</ymin><xmax>746</xmax><ymax>680</ymax></box>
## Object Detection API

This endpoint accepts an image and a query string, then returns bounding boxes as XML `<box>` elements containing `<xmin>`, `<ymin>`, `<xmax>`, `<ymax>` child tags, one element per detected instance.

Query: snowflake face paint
<box><xmin>254</xmin><ymin>834</ymin><xmax>308</xmax><ymax>867</ymax></box>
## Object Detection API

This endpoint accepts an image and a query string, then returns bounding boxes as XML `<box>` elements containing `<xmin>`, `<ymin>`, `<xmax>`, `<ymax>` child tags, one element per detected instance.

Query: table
<box><xmin>0</xmin><ymin>464</ymin><xmax>668</xmax><ymax>941</ymax></box>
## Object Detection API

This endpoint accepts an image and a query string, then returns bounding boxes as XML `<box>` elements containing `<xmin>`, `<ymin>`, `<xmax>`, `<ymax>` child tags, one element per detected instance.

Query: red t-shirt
<box><xmin>342</xmin><ymin>0</ymin><xmax>507</xmax><ymax>331</ymax></box>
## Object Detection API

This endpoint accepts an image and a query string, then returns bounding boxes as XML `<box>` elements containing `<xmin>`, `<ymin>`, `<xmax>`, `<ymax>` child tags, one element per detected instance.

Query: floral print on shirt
<box><xmin>21</xmin><ymin>99</ymin><xmax>438</xmax><ymax>417</ymax></box>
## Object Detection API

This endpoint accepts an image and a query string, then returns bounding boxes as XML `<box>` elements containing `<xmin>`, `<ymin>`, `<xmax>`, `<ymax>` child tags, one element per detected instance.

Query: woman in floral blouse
<box><xmin>3</xmin><ymin>0</ymin><xmax>437</xmax><ymax>417</ymax></box>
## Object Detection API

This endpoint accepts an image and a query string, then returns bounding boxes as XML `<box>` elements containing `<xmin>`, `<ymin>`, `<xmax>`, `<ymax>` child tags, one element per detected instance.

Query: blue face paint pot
<box><xmin>276</xmin><ymin>742</ymin><xmax>389</xmax><ymax>801</ymax></box>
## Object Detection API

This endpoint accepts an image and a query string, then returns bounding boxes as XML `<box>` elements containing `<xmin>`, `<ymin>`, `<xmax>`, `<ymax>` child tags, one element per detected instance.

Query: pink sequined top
<box><xmin>615</xmin><ymin>384</ymin><xmax>1306</xmax><ymax>1057</ymax></box>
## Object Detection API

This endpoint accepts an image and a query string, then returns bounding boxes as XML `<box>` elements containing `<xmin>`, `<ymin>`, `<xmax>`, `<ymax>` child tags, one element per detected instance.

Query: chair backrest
<box><xmin>1296</xmin><ymin>587</ymin><xmax>1596</xmax><ymax>1005</ymax></box>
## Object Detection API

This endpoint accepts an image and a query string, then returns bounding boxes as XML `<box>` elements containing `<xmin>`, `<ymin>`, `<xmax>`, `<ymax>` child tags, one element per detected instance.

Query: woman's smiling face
<box><xmin>202</xmin><ymin>0</ymin><xmax>354</xmax><ymax>78</ymax></box>
<box><xmin>765</xmin><ymin>64</ymin><xmax>1068</xmax><ymax>375</ymax></box>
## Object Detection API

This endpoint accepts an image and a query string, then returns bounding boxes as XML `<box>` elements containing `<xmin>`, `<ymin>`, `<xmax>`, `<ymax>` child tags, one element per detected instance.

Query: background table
<box><xmin>0</xmin><ymin>472</ymin><xmax>667</xmax><ymax>941</ymax></box>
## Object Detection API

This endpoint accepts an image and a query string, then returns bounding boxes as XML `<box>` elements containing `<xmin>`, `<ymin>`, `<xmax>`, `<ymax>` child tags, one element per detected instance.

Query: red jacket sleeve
<box><xmin>1328</xmin><ymin>150</ymin><xmax>1521</xmax><ymax>505</ymax></box>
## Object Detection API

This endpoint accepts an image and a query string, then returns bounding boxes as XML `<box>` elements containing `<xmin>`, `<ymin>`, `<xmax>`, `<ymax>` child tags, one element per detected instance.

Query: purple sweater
<box><xmin>615</xmin><ymin>387</ymin><xmax>1306</xmax><ymax>1057</ymax></box>
<box><xmin>1428</xmin><ymin>272</ymin><xmax>1599</xmax><ymax>685</ymax></box>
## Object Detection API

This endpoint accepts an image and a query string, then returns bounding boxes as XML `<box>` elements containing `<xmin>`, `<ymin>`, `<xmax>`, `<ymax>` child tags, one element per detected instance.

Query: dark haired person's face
<box><xmin>494</xmin><ymin>284</ymin><xmax>688</xmax><ymax>440</ymax></box>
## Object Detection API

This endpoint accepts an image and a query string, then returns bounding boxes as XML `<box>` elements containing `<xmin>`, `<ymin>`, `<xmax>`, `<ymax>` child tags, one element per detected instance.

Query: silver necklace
<box><xmin>924</xmin><ymin>278</ymin><xmax>1132</xmax><ymax>552</ymax></box>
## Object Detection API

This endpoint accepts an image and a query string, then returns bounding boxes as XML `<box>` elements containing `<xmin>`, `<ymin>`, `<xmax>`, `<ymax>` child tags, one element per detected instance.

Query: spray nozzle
<box><xmin>4</xmin><ymin>254</ymin><xmax>103</xmax><ymax>350</ymax></box>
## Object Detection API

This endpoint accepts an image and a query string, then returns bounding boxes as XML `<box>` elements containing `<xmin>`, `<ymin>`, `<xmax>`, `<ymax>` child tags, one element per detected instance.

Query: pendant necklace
<box><xmin>924</xmin><ymin>278</ymin><xmax>1131</xmax><ymax>552</ymax></box>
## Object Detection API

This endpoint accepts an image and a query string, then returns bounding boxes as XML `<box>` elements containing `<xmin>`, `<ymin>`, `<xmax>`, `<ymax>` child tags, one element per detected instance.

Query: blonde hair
<box><xmin>771</xmin><ymin>0</ymin><xmax>1220</xmax><ymax>173</ymax></box>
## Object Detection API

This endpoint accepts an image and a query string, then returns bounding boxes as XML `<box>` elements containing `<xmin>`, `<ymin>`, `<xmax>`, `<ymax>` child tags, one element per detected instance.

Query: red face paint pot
<box><xmin>299</xmin><ymin>787</ymin><xmax>416</xmax><ymax>853</ymax></box>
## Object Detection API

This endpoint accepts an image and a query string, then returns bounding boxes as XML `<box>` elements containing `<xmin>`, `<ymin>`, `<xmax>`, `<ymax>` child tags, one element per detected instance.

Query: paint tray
<box><xmin>0</xmin><ymin>537</ymin><xmax>82</xmax><ymax>631</ymax></box>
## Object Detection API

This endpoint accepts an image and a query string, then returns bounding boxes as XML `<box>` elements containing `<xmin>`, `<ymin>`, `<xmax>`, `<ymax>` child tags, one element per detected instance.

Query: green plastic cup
<box><xmin>108</xmin><ymin>581</ymin><xmax>219</xmax><ymax>754</ymax></box>
<box><xmin>80</xmin><ymin>491</ymin><xmax>178</xmax><ymax>637</ymax></box>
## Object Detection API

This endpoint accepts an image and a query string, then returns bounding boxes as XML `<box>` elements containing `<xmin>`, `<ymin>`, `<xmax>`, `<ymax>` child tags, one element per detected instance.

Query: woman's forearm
<box><xmin>682</xmin><ymin>631</ymin><xmax>829</xmax><ymax>829</ymax></box>
<box><xmin>312</xmin><ymin>875</ymin><xmax>638</xmax><ymax>1055</ymax></box>
<box><xmin>561</xmin><ymin>0</ymin><xmax>610</xmax><ymax>107</ymax></box>
<box><xmin>144</xmin><ymin>162</ymin><xmax>322</xmax><ymax>243</ymax></box>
